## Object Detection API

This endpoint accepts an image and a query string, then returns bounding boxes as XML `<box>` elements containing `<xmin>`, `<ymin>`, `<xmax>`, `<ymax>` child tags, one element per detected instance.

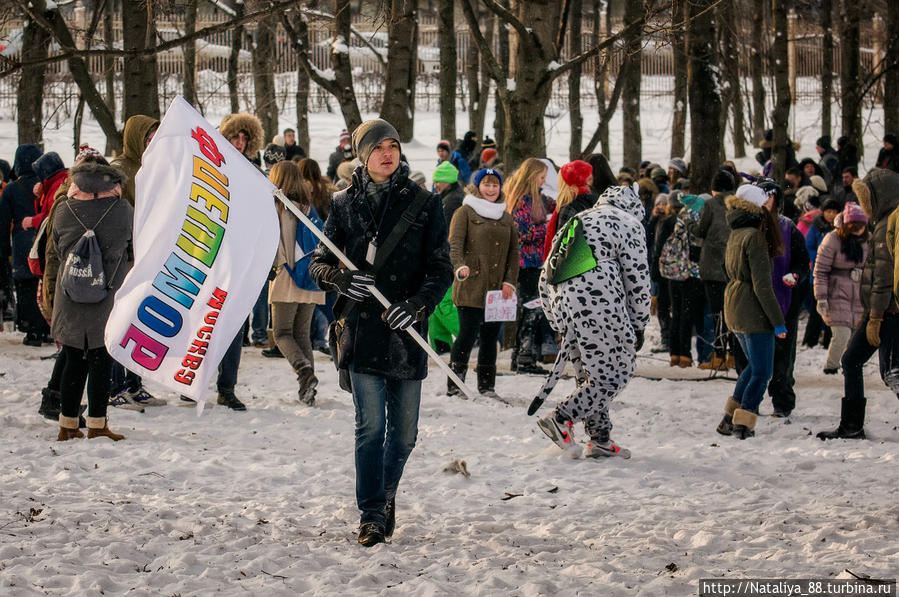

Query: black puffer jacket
<box><xmin>310</xmin><ymin>163</ymin><xmax>453</xmax><ymax>379</ymax></box>
<box><xmin>854</xmin><ymin>169</ymin><xmax>899</xmax><ymax>316</ymax></box>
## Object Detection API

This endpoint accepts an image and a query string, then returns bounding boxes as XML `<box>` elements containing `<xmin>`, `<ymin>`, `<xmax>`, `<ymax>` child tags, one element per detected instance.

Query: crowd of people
<box><xmin>2</xmin><ymin>115</ymin><xmax>899</xmax><ymax>546</ymax></box>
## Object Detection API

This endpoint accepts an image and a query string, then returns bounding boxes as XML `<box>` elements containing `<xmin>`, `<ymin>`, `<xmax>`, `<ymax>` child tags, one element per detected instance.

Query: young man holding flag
<box><xmin>310</xmin><ymin>119</ymin><xmax>452</xmax><ymax>547</ymax></box>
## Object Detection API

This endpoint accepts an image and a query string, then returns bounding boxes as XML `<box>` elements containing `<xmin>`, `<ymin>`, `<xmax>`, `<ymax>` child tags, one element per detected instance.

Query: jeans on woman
<box><xmin>349</xmin><ymin>364</ymin><xmax>422</xmax><ymax>525</ymax></box>
<box><xmin>733</xmin><ymin>332</ymin><xmax>775</xmax><ymax>413</ymax></box>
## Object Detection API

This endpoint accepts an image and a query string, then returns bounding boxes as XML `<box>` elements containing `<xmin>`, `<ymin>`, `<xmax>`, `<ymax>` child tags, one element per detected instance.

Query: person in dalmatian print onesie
<box><xmin>532</xmin><ymin>183</ymin><xmax>651</xmax><ymax>459</ymax></box>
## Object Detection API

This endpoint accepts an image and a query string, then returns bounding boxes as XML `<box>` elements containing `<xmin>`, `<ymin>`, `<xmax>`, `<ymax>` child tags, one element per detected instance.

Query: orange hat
<box><xmin>481</xmin><ymin>148</ymin><xmax>497</xmax><ymax>163</ymax></box>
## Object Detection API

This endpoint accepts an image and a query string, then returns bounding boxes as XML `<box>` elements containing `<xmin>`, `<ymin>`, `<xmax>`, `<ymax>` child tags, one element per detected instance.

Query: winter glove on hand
<box><xmin>383</xmin><ymin>297</ymin><xmax>426</xmax><ymax>331</ymax></box>
<box><xmin>866</xmin><ymin>316</ymin><xmax>882</xmax><ymax>348</ymax></box>
<box><xmin>774</xmin><ymin>324</ymin><xmax>788</xmax><ymax>338</ymax></box>
<box><xmin>816</xmin><ymin>300</ymin><xmax>829</xmax><ymax>317</ymax></box>
<box><xmin>634</xmin><ymin>329</ymin><xmax>645</xmax><ymax>351</ymax></box>
<box><xmin>327</xmin><ymin>270</ymin><xmax>376</xmax><ymax>301</ymax></box>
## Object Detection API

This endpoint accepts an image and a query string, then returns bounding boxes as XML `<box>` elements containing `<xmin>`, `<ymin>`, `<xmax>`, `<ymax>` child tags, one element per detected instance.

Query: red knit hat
<box><xmin>481</xmin><ymin>148</ymin><xmax>497</xmax><ymax>163</ymax></box>
<box><xmin>560</xmin><ymin>160</ymin><xmax>592</xmax><ymax>189</ymax></box>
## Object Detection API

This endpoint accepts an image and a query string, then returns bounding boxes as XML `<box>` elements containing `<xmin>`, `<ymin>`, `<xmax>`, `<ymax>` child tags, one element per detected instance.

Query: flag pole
<box><xmin>273</xmin><ymin>189</ymin><xmax>482</xmax><ymax>402</ymax></box>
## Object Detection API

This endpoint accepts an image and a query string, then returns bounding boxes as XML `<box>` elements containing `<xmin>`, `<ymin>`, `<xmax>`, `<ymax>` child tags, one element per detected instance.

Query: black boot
<box><xmin>817</xmin><ymin>397</ymin><xmax>866</xmax><ymax>440</ymax></box>
<box><xmin>447</xmin><ymin>362</ymin><xmax>468</xmax><ymax>397</ymax></box>
<box><xmin>38</xmin><ymin>388</ymin><xmax>61</xmax><ymax>421</ymax></box>
<box><xmin>357</xmin><ymin>521</ymin><xmax>385</xmax><ymax>547</ymax></box>
<box><xmin>476</xmin><ymin>365</ymin><xmax>497</xmax><ymax>396</ymax></box>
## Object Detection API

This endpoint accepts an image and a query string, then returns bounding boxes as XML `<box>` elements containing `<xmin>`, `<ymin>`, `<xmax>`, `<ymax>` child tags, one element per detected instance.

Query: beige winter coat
<box><xmin>269</xmin><ymin>201</ymin><xmax>326</xmax><ymax>305</ymax></box>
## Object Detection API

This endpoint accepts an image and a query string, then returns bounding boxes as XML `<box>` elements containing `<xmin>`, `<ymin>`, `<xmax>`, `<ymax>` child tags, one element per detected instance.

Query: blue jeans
<box><xmin>216</xmin><ymin>330</ymin><xmax>244</xmax><ymax>393</ymax></box>
<box><xmin>250</xmin><ymin>285</ymin><xmax>269</xmax><ymax>344</ymax></box>
<box><xmin>733</xmin><ymin>332</ymin><xmax>775</xmax><ymax>413</ymax></box>
<box><xmin>349</xmin><ymin>363</ymin><xmax>422</xmax><ymax>525</ymax></box>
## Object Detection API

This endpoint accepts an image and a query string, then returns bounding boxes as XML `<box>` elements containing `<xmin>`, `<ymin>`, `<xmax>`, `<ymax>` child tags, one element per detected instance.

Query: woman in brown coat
<box><xmin>448</xmin><ymin>168</ymin><xmax>519</xmax><ymax>396</ymax></box>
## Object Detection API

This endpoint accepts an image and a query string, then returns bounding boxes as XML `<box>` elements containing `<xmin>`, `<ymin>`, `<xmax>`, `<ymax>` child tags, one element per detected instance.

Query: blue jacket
<box><xmin>438</xmin><ymin>151</ymin><xmax>471</xmax><ymax>187</ymax></box>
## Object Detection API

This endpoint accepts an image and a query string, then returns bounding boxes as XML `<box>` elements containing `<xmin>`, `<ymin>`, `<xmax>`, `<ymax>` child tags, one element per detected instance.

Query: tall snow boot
<box><xmin>57</xmin><ymin>414</ymin><xmax>84</xmax><ymax>441</ymax></box>
<box><xmin>447</xmin><ymin>362</ymin><xmax>468</xmax><ymax>397</ymax></box>
<box><xmin>38</xmin><ymin>388</ymin><xmax>61</xmax><ymax>421</ymax></box>
<box><xmin>817</xmin><ymin>398</ymin><xmax>866</xmax><ymax>440</ymax></box>
<box><xmin>476</xmin><ymin>365</ymin><xmax>497</xmax><ymax>397</ymax></box>
<box><xmin>86</xmin><ymin>417</ymin><xmax>125</xmax><ymax>441</ymax></box>
<box><xmin>716</xmin><ymin>397</ymin><xmax>741</xmax><ymax>436</ymax></box>
<box><xmin>731</xmin><ymin>408</ymin><xmax>757</xmax><ymax>439</ymax></box>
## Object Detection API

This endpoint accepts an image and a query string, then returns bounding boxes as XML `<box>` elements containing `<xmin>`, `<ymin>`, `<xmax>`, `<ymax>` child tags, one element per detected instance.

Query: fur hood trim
<box><xmin>725</xmin><ymin>194</ymin><xmax>764</xmax><ymax>214</ymax></box>
<box><xmin>219</xmin><ymin>113</ymin><xmax>264</xmax><ymax>158</ymax></box>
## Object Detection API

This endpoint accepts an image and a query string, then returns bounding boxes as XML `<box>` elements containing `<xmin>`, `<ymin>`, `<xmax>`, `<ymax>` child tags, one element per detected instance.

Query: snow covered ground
<box><xmin>1</xmin><ymin>100</ymin><xmax>898</xmax><ymax>595</ymax></box>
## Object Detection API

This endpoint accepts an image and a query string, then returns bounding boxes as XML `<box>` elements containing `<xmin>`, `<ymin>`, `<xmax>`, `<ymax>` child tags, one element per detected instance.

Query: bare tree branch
<box><xmin>554</xmin><ymin>0</ymin><xmax>573</xmax><ymax>57</ymax></box>
<box><xmin>479</xmin><ymin>0</ymin><xmax>530</xmax><ymax>44</ymax></box>
<box><xmin>278</xmin><ymin>11</ymin><xmax>340</xmax><ymax>96</ymax></box>
<box><xmin>459</xmin><ymin>0</ymin><xmax>507</xmax><ymax>97</ymax></box>
<box><xmin>1</xmin><ymin>0</ymin><xmax>305</xmax><ymax>78</ymax></box>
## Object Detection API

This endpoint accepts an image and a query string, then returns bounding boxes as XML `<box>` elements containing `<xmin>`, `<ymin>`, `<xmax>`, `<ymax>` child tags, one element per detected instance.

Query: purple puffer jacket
<box><xmin>813</xmin><ymin>230</ymin><xmax>868</xmax><ymax>328</ymax></box>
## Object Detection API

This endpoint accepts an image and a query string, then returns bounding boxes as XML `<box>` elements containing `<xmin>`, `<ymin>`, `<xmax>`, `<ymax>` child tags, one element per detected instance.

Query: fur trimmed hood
<box><xmin>219</xmin><ymin>112</ymin><xmax>264</xmax><ymax>158</ymax></box>
<box><xmin>725</xmin><ymin>194</ymin><xmax>765</xmax><ymax>214</ymax></box>
<box><xmin>853</xmin><ymin>168</ymin><xmax>899</xmax><ymax>221</ymax></box>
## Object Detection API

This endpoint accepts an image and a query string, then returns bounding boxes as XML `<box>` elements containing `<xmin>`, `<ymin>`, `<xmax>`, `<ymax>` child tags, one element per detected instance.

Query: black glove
<box><xmin>328</xmin><ymin>270</ymin><xmax>375</xmax><ymax>301</ymax></box>
<box><xmin>634</xmin><ymin>329</ymin><xmax>644</xmax><ymax>352</ymax></box>
<box><xmin>382</xmin><ymin>298</ymin><xmax>426</xmax><ymax>331</ymax></box>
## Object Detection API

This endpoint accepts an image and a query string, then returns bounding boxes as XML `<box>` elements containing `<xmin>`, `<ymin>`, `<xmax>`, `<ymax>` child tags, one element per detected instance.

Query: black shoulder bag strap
<box><xmin>334</xmin><ymin>185</ymin><xmax>432</xmax><ymax>320</ymax></box>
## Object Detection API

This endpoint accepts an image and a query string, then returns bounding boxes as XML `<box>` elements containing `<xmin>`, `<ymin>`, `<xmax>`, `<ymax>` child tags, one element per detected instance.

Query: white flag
<box><xmin>105</xmin><ymin>96</ymin><xmax>278</xmax><ymax>407</ymax></box>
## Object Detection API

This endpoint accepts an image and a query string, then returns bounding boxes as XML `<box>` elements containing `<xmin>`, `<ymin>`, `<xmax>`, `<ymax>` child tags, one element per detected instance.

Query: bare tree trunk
<box><xmin>103</xmin><ymin>0</ymin><xmax>115</xmax><ymax>120</ymax></box>
<box><xmin>17</xmin><ymin>17</ymin><xmax>50</xmax><ymax>144</ymax></box>
<box><xmin>19</xmin><ymin>1</ymin><xmax>123</xmax><ymax>152</ymax></box>
<box><xmin>122</xmin><ymin>0</ymin><xmax>160</xmax><ymax>120</ymax></box>
<box><xmin>567</xmin><ymin>0</ymin><xmax>583</xmax><ymax>161</ymax></box>
<box><xmin>840</xmin><ymin>0</ymin><xmax>862</xmax><ymax>157</ymax></box>
<box><xmin>379</xmin><ymin>0</ymin><xmax>418</xmax><ymax>141</ymax></box>
<box><xmin>183</xmin><ymin>0</ymin><xmax>198</xmax><ymax>108</ymax></box>
<box><xmin>821</xmin><ymin>0</ymin><xmax>833</xmax><ymax>140</ymax></box>
<box><xmin>721</xmin><ymin>5</ymin><xmax>745</xmax><ymax>158</ymax></box>
<box><xmin>494</xmin><ymin>4</ymin><xmax>509</xmax><ymax>151</ymax></box>
<box><xmin>770</xmin><ymin>0</ymin><xmax>791</xmax><ymax>183</ymax></box>
<box><xmin>473</xmin><ymin>14</ymin><xmax>492</xmax><ymax>142</ymax></box>
<box><xmin>751</xmin><ymin>0</ymin><xmax>766</xmax><ymax>144</ymax></box>
<box><xmin>670</xmin><ymin>0</ymin><xmax>687</xmax><ymax>159</ymax></box>
<box><xmin>886</xmin><ymin>0</ymin><xmax>899</xmax><ymax>135</ymax></box>
<box><xmin>73</xmin><ymin>96</ymin><xmax>85</xmax><ymax>156</ymax></box>
<box><xmin>466</xmin><ymin>7</ymin><xmax>482</xmax><ymax>142</ymax></box>
<box><xmin>228</xmin><ymin>4</ymin><xmax>244</xmax><ymax>115</ymax></box>
<box><xmin>293</xmin><ymin>13</ymin><xmax>311</xmax><ymax>153</ymax></box>
<box><xmin>687</xmin><ymin>0</ymin><xmax>722</xmax><ymax>192</ymax></box>
<box><xmin>251</xmin><ymin>11</ymin><xmax>279</xmax><ymax>143</ymax></box>
<box><xmin>621</xmin><ymin>0</ymin><xmax>644</xmax><ymax>170</ymax></box>
<box><xmin>438</xmin><ymin>0</ymin><xmax>457</xmax><ymax>141</ymax></box>
<box><xmin>329</xmin><ymin>0</ymin><xmax>363</xmax><ymax>132</ymax></box>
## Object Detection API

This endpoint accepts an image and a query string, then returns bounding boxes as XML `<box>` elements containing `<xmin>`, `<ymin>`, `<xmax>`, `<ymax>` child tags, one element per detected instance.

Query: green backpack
<box><xmin>544</xmin><ymin>216</ymin><xmax>598</xmax><ymax>285</ymax></box>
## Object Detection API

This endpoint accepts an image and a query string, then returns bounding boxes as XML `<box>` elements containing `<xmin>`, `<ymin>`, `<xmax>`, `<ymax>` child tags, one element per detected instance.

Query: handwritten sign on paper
<box><xmin>484</xmin><ymin>290</ymin><xmax>518</xmax><ymax>322</ymax></box>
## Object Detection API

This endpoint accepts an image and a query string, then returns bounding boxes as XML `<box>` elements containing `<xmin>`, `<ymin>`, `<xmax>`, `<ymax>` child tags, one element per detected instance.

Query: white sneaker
<box><xmin>584</xmin><ymin>438</ymin><xmax>631</xmax><ymax>459</ymax></box>
<box><xmin>537</xmin><ymin>412</ymin><xmax>578</xmax><ymax>450</ymax></box>
<box><xmin>116</xmin><ymin>387</ymin><xmax>167</xmax><ymax>407</ymax></box>
<box><xmin>108</xmin><ymin>392</ymin><xmax>145</xmax><ymax>412</ymax></box>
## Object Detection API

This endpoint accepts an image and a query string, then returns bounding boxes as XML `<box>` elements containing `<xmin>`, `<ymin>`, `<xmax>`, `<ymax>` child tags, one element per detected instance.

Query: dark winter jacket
<box><xmin>46</xmin><ymin>195</ymin><xmax>133</xmax><ymax>349</ymax></box>
<box><xmin>440</xmin><ymin>182</ymin><xmax>465</xmax><ymax>230</ymax></box>
<box><xmin>111</xmin><ymin>115</ymin><xmax>159</xmax><ymax>205</ymax></box>
<box><xmin>285</xmin><ymin>142</ymin><xmax>306</xmax><ymax>162</ymax></box>
<box><xmin>456</xmin><ymin>131</ymin><xmax>479</xmax><ymax>173</ymax></box>
<box><xmin>854</xmin><ymin>169</ymin><xmax>899</xmax><ymax>316</ymax></box>
<box><xmin>327</xmin><ymin>145</ymin><xmax>354</xmax><ymax>180</ymax></box>
<box><xmin>771</xmin><ymin>215</ymin><xmax>809</xmax><ymax>315</ymax></box>
<box><xmin>449</xmin><ymin>195</ymin><xmax>519</xmax><ymax>309</ymax></box>
<box><xmin>688</xmin><ymin>191</ymin><xmax>730</xmax><ymax>282</ymax></box>
<box><xmin>723</xmin><ymin>196</ymin><xmax>785</xmax><ymax>334</ymax></box>
<box><xmin>652</xmin><ymin>214</ymin><xmax>677</xmax><ymax>282</ymax></box>
<box><xmin>818</xmin><ymin>147</ymin><xmax>841</xmax><ymax>187</ymax></box>
<box><xmin>0</xmin><ymin>144</ymin><xmax>41</xmax><ymax>279</ymax></box>
<box><xmin>309</xmin><ymin>163</ymin><xmax>453</xmax><ymax>379</ymax></box>
<box><xmin>837</xmin><ymin>140</ymin><xmax>859</xmax><ymax>172</ymax></box>
<box><xmin>813</xmin><ymin>230</ymin><xmax>868</xmax><ymax>329</ymax></box>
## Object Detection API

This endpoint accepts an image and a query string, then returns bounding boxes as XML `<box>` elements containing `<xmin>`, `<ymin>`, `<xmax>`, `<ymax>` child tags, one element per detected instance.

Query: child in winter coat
<box><xmin>447</xmin><ymin>168</ymin><xmax>519</xmax><ymax>397</ymax></box>
<box><xmin>717</xmin><ymin>184</ymin><xmax>787</xmax><ymax>439</ymax></box>
<box><xmin>534</xmin><ymin>184</ymin><xmax>651</xmax><ymax>459</ymax></box>
<box><xmin>813</xmin><ymin>203</ymin><xmax>869</xmax><ymax>374</ymax></box>
<box><xmin>505</xmin><ymin>158</ymin><xmax>555</xmax><ymax>373</ymax></box>
<box><xmin>269</xmin><ymin>161</ymin><xmax>326</xmax><ymax>405</ymax></box>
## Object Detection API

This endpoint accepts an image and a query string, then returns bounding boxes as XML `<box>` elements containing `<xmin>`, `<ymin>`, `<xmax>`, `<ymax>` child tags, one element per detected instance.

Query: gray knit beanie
<box><xmin>352</xmin><ymin>119</ymin><xmax>400</xmax><ymax>168</ymax></box>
